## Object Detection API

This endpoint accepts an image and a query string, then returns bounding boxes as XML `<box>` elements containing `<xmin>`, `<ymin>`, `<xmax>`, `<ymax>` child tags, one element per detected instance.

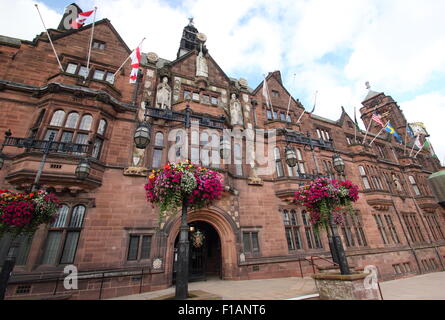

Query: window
<box><xmin>66</xmin><ymin>63</ymin><xmax>78</xmax><ymax>74</ymax></box>
<box><xmin>274</xmin><ymin>147</ymin><xmax>284</xmax><ymax>178</ymax></box>
<box><xmin>65</xmin><ymin>112</ymin><xmax>79</xmax><ymax>129</ymax></box>
<box><xmin>384</xmin><ymin>215</ymin><xmax>401</xmax><ymax>244</ymax></box>
<box><xmin>359</xmin><ymin>166</ymin><xmax>371</xmax><ymax>190</ymax></box>
<box><xmin>424</xmin><ymin>212</ymin><xmax>444</xmax><ymax>241</ymax></box>
<box><xmin>105</xmin><ymin>72</ymin><xmax>115</xmax><ymax>84</ymax></box>
<box><xmin>152</xmin><ymin>132</ymin><xmax>164</xmax><ymax>168</ymax></box>
<box><xmin>93</xmin><ymin>69</ymin><xmax>106</xmax><ymax>81</ymax></box>
<box><xmin>376</xmin><ymin>145</ymin><xmax>386</xmax><ymax>159</ymax></box>
<box><xmin>78</xmin><ymin>66</ymin><xmax>89</xmax><ymax>78</ymax></box>
<box><xmin>50</xmin><ymin>110</ymin><xmax>66</xmax><ymax>127</ymax></box>
<box><xmin>127</xmin><ymin>235</ymin><xmax>152</xmax><ymax>261</ymax></box>
<box><xmin>97</xmin><ymin>119</ymin><xmax>107</xmax><ymax>136</ymax></box>
<box><xmin>243</xmin><ymin>232</ymin><xmax>260</xmax><ymax>256</ymax></box>
<box><xmin>282</xmin><ymin>209</ymin><xmax>302</xmax><ymax>251</ymax></box>
<box><xmin>408</xmin><ymin>176</ymin><xmax>421</xmax><ymax>196</ymax></box>
<box><xmin>316</xmin><ymin>128</ymin><xmax>330</xmax><ymax>141</ymax></box>
<box><xmin>79</xmin><ymin>115</ymin><xmax>93</xmax><ymax>131</ymax></box>
<box><xmin>273</xmin><ymin>111</ymin><xmax>278</xmax><ymax>120</ymax></box>
<box><xmin>402</xmin><ymin>213</ymin><xmax>425</xmax><ymax>244</ymax></box>
<box><xmin>44</xmin><ymin>129</ymin><xmax>59</xmax><ymax>141</ymax></box>
<box><xmin>192</xmin><ymin>92</ymin><xmax>200</xmax><ymax>101</ymax></box>
<box><xmin>92</xmin><ymin>138</ymin><xmax>103</xmax><ymax>160</ymax></box>
<box><xmin>286</xmin><ymin>114</ymin><xmax>291</xmax><ymax>123</ymax></box>
<box><xmin>183</xmin><ymin>90</ymin><xmax>191</xmax><ymax>100</ymax></box>
<box><xmin>302</xmin><ymin>211</ymin><xmax>323</xmax><ymax>249</ymax></box>
<box><xmin>200</xmin><ymin>132</ymin><xmax>210</xmax><ymax>167</ymax></box>
<box><xmin>341</xmin><ymin>213</ymin><xmax>367</xmax><ymax>247</ymax></box>
<box><xmin>272</xmin><ymin>90</ymin><xmax>279</xmax><ymax>97</ymax></box>
<box><xmin>234</xmin><ymin>143</ymin><xmax>243</xmax><ymax>176</ymax></box>
<box><xmin>211</xmin><ymin>96</ymin><xmax>218</xmax><ymax>105</ymax></box>
<box><xmin>280</xmin><ymin>113</ymin><xmax>286</xmax><ymax>121</ymax></box>
<box><xmin>92</xmin><ymin>41</ymin><xmax>106</xmax><ymax>50</ymax></box>
<box><xmin>346</xmin><ymin>137</ymin><xmax>352</xmax><ymax>145</ymax></box>
<box><xmin>202</xmin><ymin>94</ymin><xmax>210</xmax><ymax>105</ymax></box>
<box><xmin>0</xmin><ymin>233</ymin><xmax>33</xmax><ymax>266</ymax></box>
<box><xmin>266</xmin><ymin>110</ymin><xmax>272</xmax><ymax>120</ymax></box>
<box><xmin>41</xmin><ymin>204</ymin><xmax>86</xmax><ymax>265</ymax></box>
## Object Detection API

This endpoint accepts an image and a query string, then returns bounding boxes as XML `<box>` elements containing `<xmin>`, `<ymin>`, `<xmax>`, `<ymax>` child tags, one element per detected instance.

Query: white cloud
<box><xmin>400</xmin><ymin>93</ymin><xmax>445</xmax><ymax>165</ymax></box>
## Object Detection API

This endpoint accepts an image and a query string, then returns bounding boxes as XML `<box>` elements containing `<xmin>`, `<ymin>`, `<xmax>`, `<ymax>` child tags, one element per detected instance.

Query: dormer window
<box><xmin>66</xmin><ymin>63</ymin><xmax>78</xmax><ymax>74</ymax></box>
<box><xmin>272</xmin><ymin>90</ymin><xmax>279</xmax><ymax>97</ymax></box>
<box><xmin>93</xmin><ymin>69</ymin><xmax>106</xmax><ymax>81</ymax></box>
<box><xmin>92</xmin><ymin>41</ymin><xmax>106</xmax><ymax>50</ymax></box>
<box><xmin>78</xmin><ymin>66</ymin><xmax>89</xmax><ymax>78</ymax></box>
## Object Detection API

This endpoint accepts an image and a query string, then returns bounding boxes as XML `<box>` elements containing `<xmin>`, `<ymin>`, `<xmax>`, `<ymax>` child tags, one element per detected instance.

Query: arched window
<box><xmin>79</xmin><ymin>114</ymin><xmax>93</xmax><ymax>131</ymax></box>
<box><xmin>155</xmin><ymin>132</ymin><xmax>164</xmax><ymax>147</ymax></box>
<box><xmin>274</xmin><ymin>147</ymin><xmax>284</xmax><ymax>178</ymax></box>
<box><xmin>409</xmin><ymin>176</ymin><xmax>421</xmax><ymax>196</ymax></box>
<box><xmin>211</xmin><ymin>133</ymin><xmax>220</xmax><ymax>168</ymax></box>
<box><xmin>359</xmin><ymin>166</ymin><xmax>371</xmax><ymax>190</ymax></box>
<box><xmin>97</xmin><ymin>119</ymin><xmax>107</xmax><ymax>136</ymax></box>
<box><xmin>41</xmin><ymin>204</ymin><xmax>87</xmax><ymax>265</ymax></box>
<box><xmin>152</xmin><ymin>132</ymin><xmax>164</xmax><ymax>168</ymax></box>
<box><xmin>50</xmin><ymin>110</ymin><xmax>66</xmax><ymax>126</ymax></box>
<box><xmin>65</xmin><ymin>112</ymin><xmax>79</xmax><ymax>129</ymax></box>
<box><xmin>70</xmin><ymin>205</ymin><xmax>86</xmax><ymax>228</ymax></box>
<box><xmin>52</xmin><ymin>205</ymin><xmax>69</xmax><ymax>228</ymax></box>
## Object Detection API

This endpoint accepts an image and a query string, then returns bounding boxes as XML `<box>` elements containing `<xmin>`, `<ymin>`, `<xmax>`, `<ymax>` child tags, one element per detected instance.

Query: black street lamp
<box><xmin>75</xmin><ymin>158</ymin><xmax>91</xmax><ymax>180</ymax></box>
<box><xmin>134</xmin><ymin>121</ymin><xmax>151</xmax><ymax>149</ymax></box>
<box><xmin>285</xmin><ymin>146</ymin><xmax>297</xmax><ymax>168</ymax></box>
<box><xmin>329</xmin><ymin>153</ymin><xmax>351</xmax><ymax>275</ymax></box>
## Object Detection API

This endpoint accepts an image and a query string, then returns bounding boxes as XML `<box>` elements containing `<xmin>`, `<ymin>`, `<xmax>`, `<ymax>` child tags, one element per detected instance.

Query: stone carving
<box><xmin>196</xmin><ymin>50</ymin><xmax>208</xmax><ymax>78</ymax></box>
<box><xmin>228</xmin><ymin>93</ymin><xmax>244</xmax><ymax>127</ymax></box>
<box><xmin>392</xmin><ymin>174</ymin><xmax>403</xmax><ymax>192</ymax></box>
<box><xmin>155</xmin><ymin>76</ymin><xmax>172</xmax><ymax>109</ymax></box>
<box><xmin>123</xmin><ymin>166</ymin><xmax>149</xmax><ymax>176</ymax></box>
<box><xmin>173</xmin><ymin>77</ymin><xmax>181</xmax><ymax>102</ymax></box>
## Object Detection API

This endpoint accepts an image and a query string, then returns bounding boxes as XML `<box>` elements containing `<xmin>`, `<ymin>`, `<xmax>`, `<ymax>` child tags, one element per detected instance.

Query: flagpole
<box><xmin>369</xmin><ymin>121</ymin><xmax>389</xmax><ymax>146</ymax></box>
<box><xmin>403</xmin><ymin>123</ymin><xmax>409</xmax><ymax>155</ymax></box>
<box><xmin>413</xmin><ymin>143</ymin><xmax>424</xmax><ymax>158</ymax></box>
<box><xmin>85</xmin><ymin>7</ymin><xmax>98</xmax><ymax>80</ymax></box>
<box><xmin>34</xmin><ymin>4</ymin><xmax>64</xmax><ymax>72</ymax></box>
<box><xmin>114</xmin><ymin>37</ymin><xmax>146</xmax><ymax>78</ymax></box>
<box><xmin>296</xmin><ymin>110</ymin><xmax>305</xmax><ymax>124</ymax></box>
<box><xmin>285</xmin><ymin>74</ymin><xmax>296</xmax><ymax>119</ymax></box>
<box><xmin>354</xmin><ymin>107</ymin><xmax>357</xmax><ymax>143</ymax></box>
<box><xmin>362</xmin><ymin>116</ymin><xmax>373</xmax><ymax>145</ymax></box>
<box><xmin>409</xmin><ymin>135</ymin><xmax>418</xmax><ymax>158</ymax></box>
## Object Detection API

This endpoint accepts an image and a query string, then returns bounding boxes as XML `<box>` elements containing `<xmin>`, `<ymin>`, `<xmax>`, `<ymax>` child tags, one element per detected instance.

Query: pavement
<box><xmin>111</xmin><ymin>271</ymin><xmax>445</xmax><ymax>300</ymax></box>
<box><xmin>379</xmin><ymin>271</ymin><xmax>445</xmax><ymax>300</ymax></box>
<box><xmin>109</xmin><ymin>276</ymin><xmax>318</xmax><ymax>300</ymax></box>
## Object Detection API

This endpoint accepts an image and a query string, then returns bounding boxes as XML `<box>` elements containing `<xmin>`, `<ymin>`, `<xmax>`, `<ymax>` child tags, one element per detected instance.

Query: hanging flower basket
<box><xmin>0</xmin><ymin>189</ymin><xmax>60</xmax><ymax>237</ymax></box>
<box><xmin>144</xmin><ymin>161</ymin><xmax>225</xmax><ymax>221</ymax></box>
<box><xmin>294</xmin><ymin>178</ymin><xmax>359</xmax><ymax>231</ymax></box>
<box><xmin>191</xmin><ymin>230</ymin><xmax>205</xmax><ymax>248</ymax></box>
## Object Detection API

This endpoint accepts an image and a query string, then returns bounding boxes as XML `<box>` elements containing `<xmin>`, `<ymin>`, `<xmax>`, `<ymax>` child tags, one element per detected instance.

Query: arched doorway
<box><xmin>173</xmin><ymin>221</ymin><xmax>222</xmax><ymax>283</ymax></box>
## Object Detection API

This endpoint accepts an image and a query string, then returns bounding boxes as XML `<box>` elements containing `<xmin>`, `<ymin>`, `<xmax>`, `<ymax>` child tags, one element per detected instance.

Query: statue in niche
<box><xmin>229</xmin><ymin>93</ymin><xmax>243</xmax><ymax>126</ymax></box>
<box><xmin>392</xmin><ymin>174</ymin><xmax>403</xmax><ymax>192</ymax></box>
<box><xmin>196</xmin><ymin>49</ymin><xmax>208</xmax><ymax>78</ymax></box>
<box><xmin>155</xmin><ymin>76</ymin><xmax>172</xmax><ymax>109</ymax></box>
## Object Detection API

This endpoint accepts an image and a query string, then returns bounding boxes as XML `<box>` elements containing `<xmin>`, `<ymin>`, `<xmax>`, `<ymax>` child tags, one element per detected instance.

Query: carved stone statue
<box><xmin>392</xmin><ymin>174</ymin><xmax>403</xmax><ymax>192</ymax></box>
<box><xmin>155</xmin><ymin>77</ymin><xmax>172</xmax><ymax>109</ymax></box>
<box><xmin>229</xmin><ymin>93</ymin><xmax>243</xmax><ymax>126</ymax></box>
<box><xmin>196</xmin><ymin>50</ymin><xmax>208</xmax><ymax>78</ymax></box>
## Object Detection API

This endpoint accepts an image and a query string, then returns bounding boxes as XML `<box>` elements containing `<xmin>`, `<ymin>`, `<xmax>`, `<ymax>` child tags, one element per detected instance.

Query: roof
<box><xmin>0</xmin><ymin>35</ymin><xmax>21</xmax><ymax>47</ymax></box>
<box><xmin>363</xmin><ymin>90</ymin><xmax>382</xmax><ymax>102</ymax></box>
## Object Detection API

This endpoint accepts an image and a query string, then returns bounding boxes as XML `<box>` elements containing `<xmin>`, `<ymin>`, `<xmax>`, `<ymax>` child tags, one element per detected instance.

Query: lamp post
<box><xmin>330</xmin><ymin>153</ymin><xmax>351</xmax><ymax>275</ymax></box>
<box><xmin>0</xmin><ymin>130</ymin><xmax>92</xmax><ymax>300</ymax></box>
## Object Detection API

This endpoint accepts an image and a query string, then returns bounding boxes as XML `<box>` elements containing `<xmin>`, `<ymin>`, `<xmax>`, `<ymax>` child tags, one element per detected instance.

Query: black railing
<box><xmin>284</xmin><ymin>132</ymin><xmax>334</xmax><ymax>150</ymax></box>
<box><xmin>145</xmin><ymin>107</ymin><xmax>225</xmax><ymax>130</ymax></box>
<box><xmin>3</xmin><ymin>136</ymin><xmax>90</xmax><ymax>155</ymax></box>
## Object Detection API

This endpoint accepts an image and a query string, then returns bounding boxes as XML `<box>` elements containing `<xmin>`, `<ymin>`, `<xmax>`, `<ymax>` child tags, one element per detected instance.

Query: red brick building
<box><xmin>0</xmin><ymin>12</ymin><xmax>444</xmax><ymax>299</ymax></box>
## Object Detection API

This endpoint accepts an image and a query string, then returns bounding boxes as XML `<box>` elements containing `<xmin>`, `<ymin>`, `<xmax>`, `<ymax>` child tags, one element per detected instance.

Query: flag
<box><xmin>129</xmin><ymin>47</ymin><xmax>141</xmax><ymax>84</ymax></box>
<box><xmin>414</xmin><ymin>135</ymin><xmax>422</xmax><ymax>149</ymax></box>
<box><xmin>71</xmin><ymin>10</ymin><xmax>94</xmax><ymax>29</ymax></box>
<box><xmin>371</xmin><ymin>113</ymin><xmax>385</xmax><ymax>128</ymax></box>
<box><xmin>423</xmin><ymin>139</ymin><xmax>435</xmax><ymax>156</ymax></box>
<box><xmin>385</xmin><ymin>122</ymin><xmax>402</xmax><ymax>143</ymax></box>
<box><xmin>354</xmin><ymin>107</ymin><xmax>360</xmax><ymax>130</ymax></box>
<box><xmin>262</xmin><ymin>77</ymin><xmax>271</xmax><ymax>110</ymax></box>
<box><xmin>407</xmin><ymin>125</ymin><xmax>415</xmax><ymax>138</ymax></box>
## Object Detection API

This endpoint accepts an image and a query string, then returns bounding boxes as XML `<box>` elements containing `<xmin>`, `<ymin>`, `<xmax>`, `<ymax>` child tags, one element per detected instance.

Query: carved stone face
<box><xmin>162</xmin><ymin>77</ymin><xmax>168</xmax><ymax>83</ymax></box>
<box><xmin>231</xmin><ymin>93</ymin><xmax>236</xmax><ymax>99</ymax></box>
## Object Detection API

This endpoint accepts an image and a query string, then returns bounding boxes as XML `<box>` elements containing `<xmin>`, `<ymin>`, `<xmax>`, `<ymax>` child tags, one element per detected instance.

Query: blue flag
<box><xmin>386</xmin><ymin>122</ymin><xmax>403</xmax><ymax>144</ymax></box>
<box><xmin>406</xmin><ymin>125</ymin><xmax>415</xmax><ymax>138</ymax></box>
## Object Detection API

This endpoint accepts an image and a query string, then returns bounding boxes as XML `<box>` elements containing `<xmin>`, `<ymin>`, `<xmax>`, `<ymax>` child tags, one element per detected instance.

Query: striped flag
<box><xmin>129</xmin><ymin>47</ymin><xmax>141</xmax><ymax>83</ymax></box>
<box><xmin>371</xmin><ymin>113</ymin><xmax>385</xmax><ymax>128</ymax></box>
<box><xmin>71</xmin><ymin>10</ymin><xmax>94</xmax><ymax>29</ymax></box>
<box><xmin>386</xmin><ymin>122</ymin><xmax>403</xmax><ymax>144</ymax></box>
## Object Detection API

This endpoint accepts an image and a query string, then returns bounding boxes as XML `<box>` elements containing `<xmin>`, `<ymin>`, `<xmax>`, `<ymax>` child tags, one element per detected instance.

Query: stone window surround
<box><xmin>124</xmin><ymin>229</ymin><xmax>155</xmax><ymax>265</ymax></box>
<box><xmin>280</xmin><ymin>208</ymin><xmax>303</xmax><ymax>252</ymax></box>
<box><xmin>240</xmin><ymin>227</ymin><xmax>262</xmax><ymax>258</ymax></box>
<box><xmin>181</xmin><ymin>85</ymin><xmax>220</xmax><ymax>106</ymax></box>
<box><xmin>63</xmin><ymin>61</ymin><xmax>115</xmax><ymax>85</ymax></box>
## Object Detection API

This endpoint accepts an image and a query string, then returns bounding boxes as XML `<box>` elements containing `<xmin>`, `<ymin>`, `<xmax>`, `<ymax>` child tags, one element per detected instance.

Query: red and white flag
<box><xmin>129</xmin><ymin>47</ymin><xmax>141</xmax><ymax>83</ymax></box>
<box><xmin>371</xmin><ymin>113</ymin><xmax>385</xmax><ymax>128</ymax></box>
<box><xmin>71</xmin><ymin>10</ymin><xmax>94</xmax><ymax>29</ymax></box>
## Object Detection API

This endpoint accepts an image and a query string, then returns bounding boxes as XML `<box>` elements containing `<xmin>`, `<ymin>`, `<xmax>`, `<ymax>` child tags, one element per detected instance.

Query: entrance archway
<box><xmin>173</xmin><ymin>221</ymin><xmax>221</xmax><ymax>282</ymax></box>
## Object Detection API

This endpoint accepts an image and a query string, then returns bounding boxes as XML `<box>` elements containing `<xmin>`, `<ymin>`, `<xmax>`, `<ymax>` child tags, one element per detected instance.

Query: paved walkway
<box><xmin>110</xmin><ymin>276</ymin><xmax>318</xmax><ymax>300</ymax></box>
<box><xmin>379</xmin><ymin>271</ymin><xmax>445</xmax><ymax>300</ymax></box>
<box><xmin>111</xmin><ymin>271</ymin><xmax>445</xmax><ymax>300</ymax></box>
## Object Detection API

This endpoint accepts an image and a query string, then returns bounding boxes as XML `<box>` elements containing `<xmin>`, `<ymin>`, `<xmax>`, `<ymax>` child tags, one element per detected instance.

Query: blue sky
<box><xmin>1</xmin><ymin>0</ymin><xmax>445</xmax><ymax>164</ymax></box>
